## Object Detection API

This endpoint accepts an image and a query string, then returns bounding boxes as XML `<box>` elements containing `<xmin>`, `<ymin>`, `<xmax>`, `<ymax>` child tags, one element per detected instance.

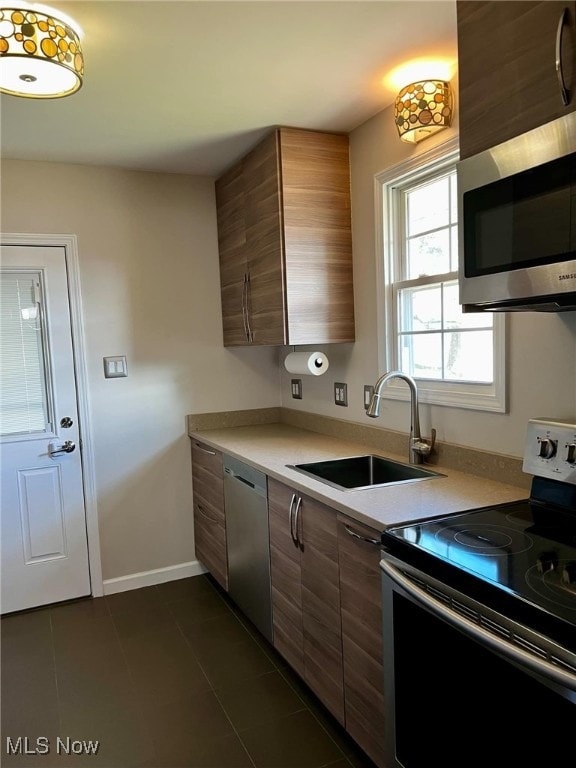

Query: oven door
<box><xmin>380</xmin><ymin>551</ymin><xmax>576</xmax><ymax>768</ymax></box>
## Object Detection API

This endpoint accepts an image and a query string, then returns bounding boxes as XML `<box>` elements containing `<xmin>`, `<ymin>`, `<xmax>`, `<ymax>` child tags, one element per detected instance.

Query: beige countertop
<box><xmin>188</xmin><ymin>422</ymin><xmax>528</xmax><ymax>532</ymax></box>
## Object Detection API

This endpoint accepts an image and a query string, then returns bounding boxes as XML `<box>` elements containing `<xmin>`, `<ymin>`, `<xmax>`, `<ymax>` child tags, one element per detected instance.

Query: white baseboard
<box><xmin>102</xmin><ymin>560</ymin><xmax>207</xmax><ymax>596</ymax></box>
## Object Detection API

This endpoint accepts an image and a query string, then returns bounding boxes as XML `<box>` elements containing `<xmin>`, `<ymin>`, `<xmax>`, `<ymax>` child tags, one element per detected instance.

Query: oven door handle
<box><xmin>381</xmin><ymin>558</ymin><xmax>576</xmax><ymax>694</ymax></box>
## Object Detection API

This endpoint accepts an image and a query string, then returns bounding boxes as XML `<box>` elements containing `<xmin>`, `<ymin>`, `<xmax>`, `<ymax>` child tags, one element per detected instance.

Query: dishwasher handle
<box><xmin>222</xmin><ymin>456</ymin><xmax>268</xmax><ymax>498</ymax></box>
<box><xmin>224</xmin><ymin>467</ymin><xmax>255</xmax><ymax>489</ymax></box>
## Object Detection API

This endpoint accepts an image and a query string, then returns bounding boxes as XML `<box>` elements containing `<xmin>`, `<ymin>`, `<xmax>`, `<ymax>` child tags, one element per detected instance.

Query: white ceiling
<box><xmin>0</xmin><ymin>0</ymin><xmax>458</xmax><ymax>177</ymax></box>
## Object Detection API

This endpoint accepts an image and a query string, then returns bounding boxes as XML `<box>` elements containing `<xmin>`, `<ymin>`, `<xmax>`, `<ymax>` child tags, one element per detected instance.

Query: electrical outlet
<box><xmin>364</xmin><ymin>385</ymin><xmax>374</xmax><ymax>410</ymax></box>
<box><xmin>334</xmin><ymin>382</ymin><xmax>348</xmax><ymax>407</ymax></box>
<box><xmin>291</xmin><ymin>379</ymin><xmax>302</xmax><ymax>399</ymax></box>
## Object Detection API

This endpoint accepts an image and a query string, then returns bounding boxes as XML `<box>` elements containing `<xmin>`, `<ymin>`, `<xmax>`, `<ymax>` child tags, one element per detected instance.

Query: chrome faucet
<box><xmin>366</xmin><ymin>371</ymin><xmax>435</xmax><ymax>464</ymax></box>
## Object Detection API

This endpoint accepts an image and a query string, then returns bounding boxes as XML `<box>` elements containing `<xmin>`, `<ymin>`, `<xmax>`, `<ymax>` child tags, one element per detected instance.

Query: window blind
<box><xmin>0</xmin><ymin>272</ymin><xmax>50</xmax><ymax>436</ymax></box>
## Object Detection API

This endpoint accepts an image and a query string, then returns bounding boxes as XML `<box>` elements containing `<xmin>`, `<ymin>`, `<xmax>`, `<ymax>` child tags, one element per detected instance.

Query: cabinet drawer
<box><xmin>191</xmin><ymin>440</ymin><xmax>227</xmax><ymax>589</ymax></box>
<box><xmin>191</xmin><ymin>440</ymin><xmax>224</xmax><ymax>519</ymax></box>
<box><xmin>193</xmin><ymin>501</ymin><xmax>228</xmax><ymax>591</ymax></box>
<box><xmin>191</xmin><ymin>439</ymin><xmax>222</xmax><ymax>477</ymax></box>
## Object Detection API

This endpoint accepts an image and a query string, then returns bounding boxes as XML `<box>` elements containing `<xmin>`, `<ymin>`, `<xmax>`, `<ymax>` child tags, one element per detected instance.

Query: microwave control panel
<box><xmin>523</xmin><ymin>418</ymin><xmax>576</xmax><ymax>484</ymax></box>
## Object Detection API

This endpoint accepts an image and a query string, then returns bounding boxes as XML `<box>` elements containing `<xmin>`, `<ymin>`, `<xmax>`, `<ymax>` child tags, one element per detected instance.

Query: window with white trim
<box><xmin>378</xmin><ymin>144</ymin><xmax>506</xmax><ymax>412</ymax></box>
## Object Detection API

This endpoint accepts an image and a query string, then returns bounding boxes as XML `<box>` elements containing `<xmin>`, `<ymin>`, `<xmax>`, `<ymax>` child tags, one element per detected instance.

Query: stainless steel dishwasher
<box><xmin>223</xmin><ymin>455</ymin><xmax>273</xmax><ymax>643</ymax></box>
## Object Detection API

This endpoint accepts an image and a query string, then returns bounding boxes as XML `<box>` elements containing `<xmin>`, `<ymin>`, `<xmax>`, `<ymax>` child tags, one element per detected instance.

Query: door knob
<box><xmin>48</xmin><ymin>440</ymin><xmax>76</xmax><ymax>457</ymax></box>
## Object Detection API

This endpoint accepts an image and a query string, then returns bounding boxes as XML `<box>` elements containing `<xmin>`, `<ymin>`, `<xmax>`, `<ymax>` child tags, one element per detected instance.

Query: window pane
<box><xmin>450</xmin><ymin>225</ymin><xmax>459</xmax><ymax>271</ymax></box>
<box><xmin>450</xmin><ymin>173</ymin><xmax>458</xmax><ymax>224</ymax></box>
<box><xmin>406</xmin><ymin>176</ymin><xmax>450</xmax><ymax>236</ymax></box>
<box><xmin>387</xmin><ymin>161</ymin><xmax>498</xmax><ymax>395</ymax></box>
<box><xmin>444</xmin><ymin>330</ymin><xmax>493</xmax><ymax>382</ymax></box>
<box><xmin>444</xmin><ymin>283</ymin><xmax>493</xmax><ymax>329</ymax></box>
<box><xmin>400</xmin><ymin>332</ymin><xmax>443</xmax><ymax>379</ymax></box>
<box><xmin>399</xmin><ymin>285</ymin><xmax>441</xmax><ymax>332</ymax></box>
<box><xmin>0</xmin><ymin>272</ymin><xmax>50</xmax><ymax>436</ymax></box>
<box><xmin>407</xmin><ymin>229</ymin><xmax>450</xmax><ymax>278</ymax></box>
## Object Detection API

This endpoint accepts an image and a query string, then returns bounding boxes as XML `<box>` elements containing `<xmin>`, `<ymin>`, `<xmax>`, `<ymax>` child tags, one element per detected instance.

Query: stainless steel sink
<box><xmin>288</xmin><ymin>454</ymin><xmax>444</xmax><ymax>491</ymax></box>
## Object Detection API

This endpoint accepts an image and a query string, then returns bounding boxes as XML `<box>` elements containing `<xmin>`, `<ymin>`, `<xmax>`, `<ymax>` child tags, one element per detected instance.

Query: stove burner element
<box><xmin>436</xmin><ymin>524</ymin><xmax>534</xmax><ymax>556</ymax></box>
<box><xmin>454</xmin><ymin>528</ymin><xmax>513</xmax><ymax>549</ymax></box>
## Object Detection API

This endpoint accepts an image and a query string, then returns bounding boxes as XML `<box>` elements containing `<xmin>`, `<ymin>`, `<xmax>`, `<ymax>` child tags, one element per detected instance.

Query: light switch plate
<box><xmin>103</xmin><ymin>356</ymin><xmax>128</xmax><ymax>378</ymax></box>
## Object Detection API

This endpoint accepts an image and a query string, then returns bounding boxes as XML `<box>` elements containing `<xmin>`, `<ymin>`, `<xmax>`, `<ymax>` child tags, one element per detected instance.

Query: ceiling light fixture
<box><xmin>394</xmin><ymin>80</ymin><xmax>452</xmax><ymax>143</ymax></box>
<box><xmin>0</xmin><ymin>4</ymin><xmax>83</xmax><ymax>98</ymax></box>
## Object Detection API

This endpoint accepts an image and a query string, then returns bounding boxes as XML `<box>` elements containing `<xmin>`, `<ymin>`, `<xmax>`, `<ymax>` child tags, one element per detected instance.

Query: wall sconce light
<box><xmin>0</xmin><ymin>5</ymin><xmax>83</xmax><ymax>98</ymax></box>
<box><xmin>394</xmin><ymin>80</ymin><xmax>453</xmax><ymax>143</ymax></box>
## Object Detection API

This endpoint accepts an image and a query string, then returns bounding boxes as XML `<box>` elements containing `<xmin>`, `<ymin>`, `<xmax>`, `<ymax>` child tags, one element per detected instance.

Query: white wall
<box><xmin>279</xmin><ymin>93</ymin><xmax>576</xmax><ymax>459</ymax></box>
<box><xmin>1</xmin><ymin>160</ymin><xmax>281</xmax><ymax>581</ymax></box>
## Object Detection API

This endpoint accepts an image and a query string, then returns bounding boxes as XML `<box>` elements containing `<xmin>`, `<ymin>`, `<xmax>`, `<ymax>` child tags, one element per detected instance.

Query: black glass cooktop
<box><xmin>383</xmin><ymin>497</ymin><xmax>576</xmax><ymax>627</ymax></box>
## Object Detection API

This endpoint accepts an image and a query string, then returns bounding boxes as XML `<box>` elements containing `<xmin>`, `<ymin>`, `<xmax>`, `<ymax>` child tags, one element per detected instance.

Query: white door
<box><xmin>0</xmin><ymin>245</ymin><xmax>90</xmax><ymax>614</ymax></box>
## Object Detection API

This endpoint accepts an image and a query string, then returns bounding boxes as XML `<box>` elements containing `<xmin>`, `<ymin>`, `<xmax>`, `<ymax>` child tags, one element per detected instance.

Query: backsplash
<box><xmin>187</xmin><ymin>408</ymin><xmax>530</xmax><ymax>490</ymax></box>
<box><xmin>187</xmin><ymin>408</ymin><xmax>281</xmax><ymax>432</ymax></box>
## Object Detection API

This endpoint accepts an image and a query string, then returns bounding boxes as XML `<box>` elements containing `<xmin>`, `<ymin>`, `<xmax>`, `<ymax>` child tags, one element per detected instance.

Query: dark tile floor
<box><xmin>1</xmin><ymin>575</ymin><xmax>378</xmax><ymax>768</ymax></box>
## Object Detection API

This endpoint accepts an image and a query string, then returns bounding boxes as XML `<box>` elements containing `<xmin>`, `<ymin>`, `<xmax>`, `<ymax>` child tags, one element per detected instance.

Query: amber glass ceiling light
<box><xmin>395</xmin><ymin>80</ymin><xmax>452</xmax><ymax>143</ymax></box>
<box><xmin>0</xmin><ymin>4</ymin><xmax>83</xmax><ymax>98</ymax></box>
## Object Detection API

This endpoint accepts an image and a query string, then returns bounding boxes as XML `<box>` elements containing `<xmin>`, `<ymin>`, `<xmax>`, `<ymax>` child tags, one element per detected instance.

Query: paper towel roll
<box><xmin>284</xmin><ymin>351</ymin><xmax>329</xmax><ymax>376</ymax></box>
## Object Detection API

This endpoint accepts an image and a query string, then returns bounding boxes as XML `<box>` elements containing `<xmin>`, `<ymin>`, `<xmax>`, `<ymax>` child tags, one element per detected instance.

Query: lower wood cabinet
<box><xmin>191</xmin><ymin>440</ymin><xmax>228</xmax><ymax>590</ymax></box>
<box><xmin>337</xmin><ymin>515</ymin><xmax>386</xmax><ymax>768</ymax></box>
<box><xmin>191</xmin><ymin>452</ymin><xmax>386</xmax><ymax>764</ymax></box>
<box><xmin>268</xmin><ymin>478</ymin><xmax>345</xmax><ymax>724</ymax></box>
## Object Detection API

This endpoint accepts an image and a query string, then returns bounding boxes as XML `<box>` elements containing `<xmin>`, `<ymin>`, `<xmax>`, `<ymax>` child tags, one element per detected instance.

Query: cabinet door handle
<box><xmin>556</xmin><ymin>7</ymin><xmax>570</xmax><ymax>106</ymax></box>
<box><xmin>289</xmin><ymin>493</ymin><xmax>297</xmax><ymax>544</ymax></box>
<box><xmin>293</xmin><ymin>495</ymin><xmax>303</xmax><ymax>550</ymax></box>
<box><xmin>242</xmin><ymin>273</ymin><xmax>250</xmax><ymax>341</ymax></box>
<box><xmin>196</xmin><ymin>503</ymin><xmax>221</xmax><ymax>524</ymax></box>
<box><xmin>245</xmin><ymin>271</ymin><xmax>254</xmax><ymax>343</ymax></box>
<box><xmin>194</xmin><ymin>442</ymin><xmax>216</xmax><ymax>455</ymax></box>
<box><xmin>344</xmin><ymin>523</ymin><xmax>380</xmax><ymax>546</ymax></box>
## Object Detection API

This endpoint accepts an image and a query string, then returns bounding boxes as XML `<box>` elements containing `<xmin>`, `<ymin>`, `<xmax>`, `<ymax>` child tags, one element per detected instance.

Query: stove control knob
<box><xmin>538</xmin><ymin>438</ymin><xmax>557</xmax><ymax>459</ymax></box>
<box><xmin>566</xmin><ymin>443</ymin><xmax>576</xmax><ymax>464</ymax></box>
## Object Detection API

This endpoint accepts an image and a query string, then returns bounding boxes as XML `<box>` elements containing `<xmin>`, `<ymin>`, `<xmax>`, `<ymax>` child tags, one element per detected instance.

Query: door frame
<box><xmin>1</xmin><ymin>232</ymin><xmax>103</xmax><ymax>597</ymax></box>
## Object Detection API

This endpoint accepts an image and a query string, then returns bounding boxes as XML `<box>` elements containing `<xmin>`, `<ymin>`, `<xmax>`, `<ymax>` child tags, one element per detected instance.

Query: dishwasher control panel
<box><xmin>523</xmin><ymin>418</ymin><xmax>576</xmax><ymax>484</ymax></box>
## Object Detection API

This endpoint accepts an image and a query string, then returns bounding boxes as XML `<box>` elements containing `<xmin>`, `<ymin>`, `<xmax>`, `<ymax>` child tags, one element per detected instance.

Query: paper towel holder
<box><xmin>284</xmin><ymin>350</ymin><xmax>329</xmax><ymax>376</ymax></box>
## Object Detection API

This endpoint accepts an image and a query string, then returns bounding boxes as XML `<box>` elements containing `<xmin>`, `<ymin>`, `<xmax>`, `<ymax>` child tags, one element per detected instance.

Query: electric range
<box><xmin>379</xmin><ymin>418</ymin><xmax>576</xmax><ymax>768</ymax></box>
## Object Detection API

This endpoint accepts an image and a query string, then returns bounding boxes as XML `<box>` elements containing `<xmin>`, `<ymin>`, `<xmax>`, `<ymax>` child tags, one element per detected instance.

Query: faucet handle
<box><xmin>411</xmin><ymin>428</ymin><xmax>436</xmax><ymax>459</ymax></box>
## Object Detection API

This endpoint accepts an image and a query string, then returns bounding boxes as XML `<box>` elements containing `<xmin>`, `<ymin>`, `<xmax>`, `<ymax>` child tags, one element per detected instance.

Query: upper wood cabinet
<box><xmin>457</xmin><ymin>1</ymin><xmax>576</xmax><ymax>159</ymax></box>
<box><xmin>191</xmin><ymin>440</ymin><xmax>228</xmax><ymax>590</ymax></box>
<box><xmin>215</xmin><ymin>127</ymin><xmax>355</xmax><ymax>346</ymax></box>
<box><xmin>268</xmin><ymin>478</ymin><xmax>345</xmax><ymax>725</ymax></box>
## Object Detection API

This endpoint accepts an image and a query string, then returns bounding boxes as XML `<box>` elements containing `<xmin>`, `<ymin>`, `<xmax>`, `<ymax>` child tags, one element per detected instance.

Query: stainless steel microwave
<box><xmin>458</xmin><ymin>112</ymin><xmax>576</xmax><ymax>312</ymax></box>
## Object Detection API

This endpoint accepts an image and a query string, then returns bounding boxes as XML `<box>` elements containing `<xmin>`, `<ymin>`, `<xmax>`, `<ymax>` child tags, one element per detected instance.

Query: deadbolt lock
<box><xmin>60</xmin><ymin>417</ymin><xmax>74</xmax><ymax>428</ymax></box>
